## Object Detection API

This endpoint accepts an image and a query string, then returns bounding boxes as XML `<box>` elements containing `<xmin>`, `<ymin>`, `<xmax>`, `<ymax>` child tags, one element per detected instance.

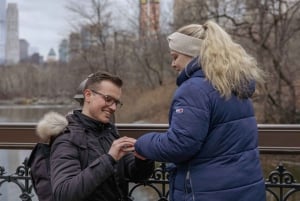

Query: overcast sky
<box><xmin>6</xmin><ymin>0</ymin><xmax>172</xmax><ymax>59</ymax></box>
<box><xmin>6</xmin><ymin>0</ymin><xmax>72</xmax><ymax>58</ymax></box>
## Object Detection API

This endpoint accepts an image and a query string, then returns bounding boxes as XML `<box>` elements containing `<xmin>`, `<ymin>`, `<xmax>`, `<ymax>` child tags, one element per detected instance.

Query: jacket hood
<box><xmin>232</xmin><ymin>80</ymin><xmax>256</xmax><ymax>99</ymax></box>
<box><xmin>36</xmin><ymin>111</ymin><xmax>68</xmax><ymax>143</ymax></box>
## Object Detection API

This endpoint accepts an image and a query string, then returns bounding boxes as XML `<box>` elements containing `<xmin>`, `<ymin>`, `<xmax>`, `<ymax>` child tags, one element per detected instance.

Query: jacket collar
<box><xmin>176</xmin><ymin>57</ymin><xmax>204</xmax><ymax>86</ymax></box>
<box><xmin>72</xmin><ymin>110</ymin><xmax>109</xmax><ymax>132</ymax></box>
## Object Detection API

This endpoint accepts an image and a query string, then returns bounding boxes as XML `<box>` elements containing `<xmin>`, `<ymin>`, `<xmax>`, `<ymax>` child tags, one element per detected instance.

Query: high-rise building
<box><xmin>5</xmin><ymin>3</ymin><xmax>19</xmax><ymax>65</ymax></box>
<box><xmin>0</xmin><ymin>0</ymin><xmax>6</xmax><ymax>65</ymax></box>
<box><xmin>58</xmin><ymin>39</ymin><xmax>68</xmax><ymax>63</ymax></box>
<box><xmin>29</xmin><ymin>52</ymin><xmax>42</xmax><ymax>65</ymax></box>
<box><xmin>139</xmin><ymin>0</ymin><xmax>160</xmax><ymax>38</ymax></box>
<box><xmin>149</xmin><ymin>0</ymin><xmax>160</xmax><ymax>34</ymax></box>
<box><xmin>47</xmin><ymin>48</ymin><xmax>56</xmax><ymax>62</ymax></box>
<box><xmin>19</xmin><ymin>39</ymin><xmax>29</xmax><ymax>62</ymax></box>
<box><xmin>81</xmin><ymin>25</ymin><xmax>99</xmax><ymax>50</ymax></box>
<box><xmin>68</xmin><ymin>32</ymin><xmax>81</xmax><ymax>61</ymax></box>
<box><xmin>81</xmin><ymin>25</ymin><xmax>93</xmax><ymax>50</ymax></box>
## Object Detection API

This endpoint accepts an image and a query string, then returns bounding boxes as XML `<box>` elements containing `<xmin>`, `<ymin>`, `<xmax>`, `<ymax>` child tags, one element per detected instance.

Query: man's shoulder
<box><xmin>53</xmin><ymin>123</ymin><xmax>88</xmax><ymax>149</ymax></box>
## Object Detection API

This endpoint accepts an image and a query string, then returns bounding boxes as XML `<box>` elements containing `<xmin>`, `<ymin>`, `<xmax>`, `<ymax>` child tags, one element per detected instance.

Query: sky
<box><xmin>6</xmin><ymin>0</ymin><xmax>72</xmax><ymax>58</ymax></box>
<box><xmin>5</xmin><ymin>0</ymin><xmax>173</xmax><ymax>59</ymax></box>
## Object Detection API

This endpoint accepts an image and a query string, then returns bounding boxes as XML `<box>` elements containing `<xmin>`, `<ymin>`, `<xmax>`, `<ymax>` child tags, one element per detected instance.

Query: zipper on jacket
<box><xmin>185</xmin><ymin>164</ymin><xmax>195</xmax><ymax>201</ymax></box>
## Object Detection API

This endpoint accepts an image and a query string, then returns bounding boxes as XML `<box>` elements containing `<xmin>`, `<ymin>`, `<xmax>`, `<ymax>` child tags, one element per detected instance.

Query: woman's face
<box><xmin>170</xmin><ymin>50</ymin><xmax>193</xmax><ymax>73</ymax></box>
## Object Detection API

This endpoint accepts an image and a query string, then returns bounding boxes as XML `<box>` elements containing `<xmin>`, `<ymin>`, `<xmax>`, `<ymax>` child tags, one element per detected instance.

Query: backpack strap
<box><xmin>64</xmin><ymin>125</ymin><xmax>89</xmax><ymax>169</ymax></box>
<box><xmin>27</xmin><ymin>143</ymin><xmax>53</xmax><ymax>200</ymax></box>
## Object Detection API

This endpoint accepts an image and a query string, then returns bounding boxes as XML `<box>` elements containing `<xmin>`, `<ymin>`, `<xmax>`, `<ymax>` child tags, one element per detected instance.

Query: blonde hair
<box><xmin>177</xmin><ymin>21</ymin><xmax>265</xmax><ymax>98</ymax></box>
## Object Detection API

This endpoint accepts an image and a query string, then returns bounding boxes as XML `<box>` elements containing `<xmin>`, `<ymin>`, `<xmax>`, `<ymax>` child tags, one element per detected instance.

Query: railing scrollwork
<box><xmin>2</xmin><ymin>159</ymin><xmax>300</xmax><ymax>201</ymax></box>
<box><xmin>128</xmin><ymin>162</ymin><xmax>169</xmax><ymax>201</ymax></box>
<box><xmin>265</xmin><ymin>163</ymin><xmax>300</xmax><ymax>201</ymax></box>
<box><xmin>0</xmin><ymin>158</ymin><xmax>33</xmax><ymax>201</ymax></box>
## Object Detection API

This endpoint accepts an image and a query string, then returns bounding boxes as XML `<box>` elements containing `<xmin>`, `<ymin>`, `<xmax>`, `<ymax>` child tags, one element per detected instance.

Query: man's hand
<box><xmin>108</xmin><ymin>136</ymin><xmax>136</xmax><ymax>161</ymax></box>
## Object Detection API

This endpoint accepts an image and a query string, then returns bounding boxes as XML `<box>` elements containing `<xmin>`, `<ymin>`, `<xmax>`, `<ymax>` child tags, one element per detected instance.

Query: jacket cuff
<box><xmin>106</xmin><ymin>154</ymin><xmax>116</xmax><ymax>165</ymax></box>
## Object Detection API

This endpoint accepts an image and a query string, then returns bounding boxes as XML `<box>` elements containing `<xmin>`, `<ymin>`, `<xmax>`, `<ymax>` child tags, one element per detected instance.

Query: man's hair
<box><xmin>84</xmin><ymin>71</ymin><xmax>123</xmax><ymax>90</ymax></box>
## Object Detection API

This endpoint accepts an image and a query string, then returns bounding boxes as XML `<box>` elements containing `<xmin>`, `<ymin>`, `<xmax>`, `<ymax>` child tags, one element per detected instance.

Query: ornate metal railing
<box><xmin>1</xmin><ymin>159</ymin><xmax>300</xmax><ymax>201</ymax></box>
<box><xmin>1</xmin><ymin>124</ymin><xmax>300</xmax><ymax>200</ymax></box>
<box><xmin>127</xmin><ymin>162</ymin><xmax>169</xmax><ymax>201</ymax></box>
<box><xmin>265</xmin><ymin>163</ymin><xmax>300</xmax><ymax>201</ymax></box>
<box><xmin>0</xmin><ymin>159</ymin><xmax>32</xmax><ymax>201</ymax></box>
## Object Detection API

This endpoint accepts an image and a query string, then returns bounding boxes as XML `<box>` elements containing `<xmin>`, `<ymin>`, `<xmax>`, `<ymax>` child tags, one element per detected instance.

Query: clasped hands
<box><xmin>108</xmin><ymin>136</ymin><xmax>146</xmax><ymax>161</ymax></box>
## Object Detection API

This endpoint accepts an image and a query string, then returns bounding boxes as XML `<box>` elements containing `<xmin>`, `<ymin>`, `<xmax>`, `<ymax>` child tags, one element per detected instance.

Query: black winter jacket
<box><xmin>49</xmin><ymin>110</ymin><xmax>154</xmax><ymax>201</ymax></box>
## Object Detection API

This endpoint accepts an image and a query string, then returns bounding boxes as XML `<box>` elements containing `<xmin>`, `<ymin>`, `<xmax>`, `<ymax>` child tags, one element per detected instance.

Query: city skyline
<box><xmin>6</xmin><ymin>0</ymin><xmax>72</xmax><ymax>59</ymax></box>
<box><xmin>3</xmin><ymin>0</ymin><xmax>173</xmax><ymax>61</ymax></box>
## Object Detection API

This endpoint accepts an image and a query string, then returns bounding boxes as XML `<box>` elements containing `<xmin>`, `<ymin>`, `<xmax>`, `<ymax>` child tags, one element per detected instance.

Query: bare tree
<box><xmin>228</xmin><ymin>0</ymin><xmax>300</xmax><ymax>123</ymax></box>
<box><xmin>172</xmin><ymin>0</ymin><xmax>300</xmax><ymax>123</ymax></box>
<box><xmin>66</xmin><ymin>0</ymin><xmax>122</xmax><ymax>74</ymax></box>
<box><xmin>117</xmin><ymin>0</ymin><xmax>173</xmax><ymax>89</ymax></box>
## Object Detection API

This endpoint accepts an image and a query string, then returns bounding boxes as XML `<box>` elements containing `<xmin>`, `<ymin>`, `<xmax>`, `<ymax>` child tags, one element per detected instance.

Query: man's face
<box><xmin>82</xmin><ymin>80</ymin><xmax>122</xmax><ymax>123</ymax></box>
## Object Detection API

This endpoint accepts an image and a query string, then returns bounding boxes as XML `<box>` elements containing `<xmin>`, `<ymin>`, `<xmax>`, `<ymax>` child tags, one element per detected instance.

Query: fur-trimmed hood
<box><xmin>36</xmin><ymin>111</ymin><xmax>68</xmax><ymax>143</ymax></box>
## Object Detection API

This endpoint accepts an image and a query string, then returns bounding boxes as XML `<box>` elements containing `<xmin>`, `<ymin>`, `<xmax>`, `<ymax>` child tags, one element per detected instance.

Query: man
<box><xmin>46</xmin><ymin>71</ymin><xmax>154</xmax><ymax>201</ymax></box>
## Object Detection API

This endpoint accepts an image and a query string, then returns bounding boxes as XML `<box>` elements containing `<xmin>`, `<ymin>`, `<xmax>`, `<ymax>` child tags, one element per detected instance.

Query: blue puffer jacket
<box><xmin>135</xmin><ymin>57</ymin><xmax>266</xmax><ymax>201</ymax></box>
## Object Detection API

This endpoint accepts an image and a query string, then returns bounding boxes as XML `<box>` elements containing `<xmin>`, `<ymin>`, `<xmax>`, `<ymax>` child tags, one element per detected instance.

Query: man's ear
<box><xmin>83</xmin><ymin>89</ymin><xmax>92</xmax><ymax>103</ymax></box>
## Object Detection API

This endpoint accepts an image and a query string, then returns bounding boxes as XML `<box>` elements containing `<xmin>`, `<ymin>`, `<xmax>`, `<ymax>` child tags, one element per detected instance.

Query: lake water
<box><xmin>0</xmin><ymin>104</ymin><xmax>77</xmax><ymax>123</ymax></box>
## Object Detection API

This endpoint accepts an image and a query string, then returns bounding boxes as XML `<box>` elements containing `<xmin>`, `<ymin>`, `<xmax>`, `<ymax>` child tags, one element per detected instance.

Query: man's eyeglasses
<box><xmin>90</xmin><ymin>89</ymin><xmax>123</xmax><ymax>109</ymax></box>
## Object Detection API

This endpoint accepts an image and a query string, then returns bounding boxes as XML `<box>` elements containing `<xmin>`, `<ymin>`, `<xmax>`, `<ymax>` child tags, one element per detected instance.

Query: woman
<box><xmin>134</xmin><ymin>21</ymin><xmax>266</xmax><ymax>201</ymax></box>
